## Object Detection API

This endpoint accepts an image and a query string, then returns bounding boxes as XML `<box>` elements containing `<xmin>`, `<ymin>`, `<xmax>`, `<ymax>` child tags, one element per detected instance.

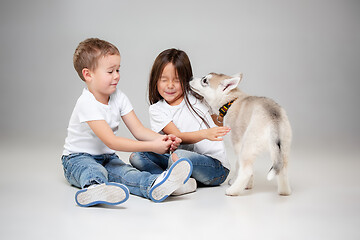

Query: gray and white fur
<box><xmin>190</xmin><ymin>73</ymin><xmax>292</xmax><ymax>196</ymax></box>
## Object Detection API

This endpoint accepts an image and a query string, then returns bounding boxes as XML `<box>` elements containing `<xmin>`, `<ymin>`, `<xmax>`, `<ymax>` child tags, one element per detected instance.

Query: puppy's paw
<box><xmin>245</xmin><ymin>175</ymin><xmax>254</xmax><ymax>189</ymax></box>
<box><xmin>278</xmin><ymin>188</ymin><xmax>292</xmax><ymax>196</ymax></box>
<box><xmin>278</xmin><ymin>182</ymin><xmax>292</xmax><ymax>196</ymax></box>
<box><xmin>225</xmin><ymin>186</ymin><xmax>242</xmax><ymax>196</ymax></box>
<box><xmin>228</xmin><ymin>178</ymin><xmax>234</xmax><ymax>186</ymax></box>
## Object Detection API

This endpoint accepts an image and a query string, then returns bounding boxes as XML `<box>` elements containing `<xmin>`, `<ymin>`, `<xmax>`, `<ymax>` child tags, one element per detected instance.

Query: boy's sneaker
<box><xmin>149</xmin><ymin>158</ymin><xmax>193</xmax><ymax>203</ymax></box>
<box><xmin>75</xmin><ymin>182</ymin><xmax>129</xmax><ymax>207</ymax></box>
<box><xmin>172</xmin><ymin>178</ymin><xmax>197</xmax><ymax>196</ymax></box>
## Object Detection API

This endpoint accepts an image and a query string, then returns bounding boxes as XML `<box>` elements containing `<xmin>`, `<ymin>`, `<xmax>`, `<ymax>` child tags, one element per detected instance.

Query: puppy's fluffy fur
<box><xmin>190</xmin><ymin>73</ymin><xmax>292</xmax><ymax>196</ymax></box>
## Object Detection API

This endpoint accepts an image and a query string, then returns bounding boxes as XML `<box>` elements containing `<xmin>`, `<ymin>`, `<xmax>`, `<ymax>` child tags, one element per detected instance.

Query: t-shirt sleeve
<box><xmin>76</xmin><ymin>95</ymin><xmax>106</xmax><ymax>123</ymax></box>
<box><xmin>116</xmin><ymin>90</ymin><xmax>133</xmax><ymax>116</ymax></box>
<box><xmin>149</xmin><ymin>104</ymin><xmax>172</xmax><ymax>133</ymax></box>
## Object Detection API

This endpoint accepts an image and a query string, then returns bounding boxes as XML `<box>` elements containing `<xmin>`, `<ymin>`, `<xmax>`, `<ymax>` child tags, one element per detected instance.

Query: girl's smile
<box><xmin>157</xmin><ymin>63</ymin><xmax>184</xmax><ymax>106</ymax></box>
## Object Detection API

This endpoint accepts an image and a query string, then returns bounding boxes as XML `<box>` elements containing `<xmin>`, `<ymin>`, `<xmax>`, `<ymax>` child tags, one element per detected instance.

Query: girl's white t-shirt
<box><xmin>149</xmin><ymin>94</ymin><xmax>229</xmax><ymax>169</ymax></box>
<box><xmin>63</xmin><ymin>88</ymin><xmax>133</xmax><ymax>156</ymax></box>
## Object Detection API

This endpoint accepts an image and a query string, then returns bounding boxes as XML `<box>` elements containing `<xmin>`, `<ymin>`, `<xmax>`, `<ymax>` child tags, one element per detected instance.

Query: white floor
<box><xmin>0</xmin><ymin>137</ymin><xmax>359</xmax><ymax>240</ymax></box>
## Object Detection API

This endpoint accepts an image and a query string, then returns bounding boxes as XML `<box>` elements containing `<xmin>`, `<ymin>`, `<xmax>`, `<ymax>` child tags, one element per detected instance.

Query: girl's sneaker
<box><xmin>149</xmin><ymin>158</ymin><xmax>193</xmax><ymax>203</ymax></box>
<box><xmin>172</xmin><ymin>178</ymin><xmax>197</xmax><ymax>196</ymax></box>
<box><xmin>75</xmin><ymin>182</ymin><xmax>129</xmax><ymax>207</ymax></box>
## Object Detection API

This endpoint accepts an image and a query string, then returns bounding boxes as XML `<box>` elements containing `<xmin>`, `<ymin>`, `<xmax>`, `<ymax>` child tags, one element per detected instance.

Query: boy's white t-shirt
<box><xmin>63</xmin><ymin>88</ymin><xmax>133</xmax><ymax>156</ymax></box>
<box><xmin>149</xmin><ymin>94</ymin><xmax>229</xmax><ymax>169</ymax></box>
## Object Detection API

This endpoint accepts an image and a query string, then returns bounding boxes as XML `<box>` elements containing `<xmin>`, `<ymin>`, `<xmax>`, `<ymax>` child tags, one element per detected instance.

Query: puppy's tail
<box><xmin>267</xmin><ymin>164</ymin><xmax>281</xmax><ymax>181</ymax></box>
<box><xmin>267</xmin><ymin>132</ymin><xmax>285</xmax><ymax>181</ymax></box>
<box><xmin>267</xmin><ymin>140</ymin><xmax>283</xmax><ymax>181</ymax></box>
<box><xmin>267</xmin><ymin>109</ymin><xmax>292</xmax><ymax>181</ymax></box>
<box><xmin>267</xmin><ymin>126</ymin><xmax>291</xmax><ymax>181</ymax></box>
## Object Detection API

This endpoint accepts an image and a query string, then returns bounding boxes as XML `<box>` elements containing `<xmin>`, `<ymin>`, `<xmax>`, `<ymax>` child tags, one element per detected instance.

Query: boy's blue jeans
<box><xmin>61</xmin><ymin>153</ymin><xmax>159</xmax><ymax>199</ymax></box>
<box><xmin>130</xmin><ymin>149</ymin><xmax>229</xmax><ymax>186</ymax></box>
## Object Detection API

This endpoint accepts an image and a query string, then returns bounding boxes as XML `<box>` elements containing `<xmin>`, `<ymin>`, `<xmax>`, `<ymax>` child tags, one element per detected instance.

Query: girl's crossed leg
<box><xmin>130</xmin><ymin>149</ymin><xmax>229</xmax><ymax>186</ymax></box>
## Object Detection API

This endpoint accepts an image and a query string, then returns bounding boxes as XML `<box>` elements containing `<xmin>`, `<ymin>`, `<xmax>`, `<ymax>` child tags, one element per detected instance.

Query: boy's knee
<box><xmin>129</xmin><ymin>152</ymin><xmax>144</xmax><ymax>169</ymax></box>
<box><xmin>129</xmin><ymin>152</ymin><xmax>138</xmax><ymax>165</ymax></box>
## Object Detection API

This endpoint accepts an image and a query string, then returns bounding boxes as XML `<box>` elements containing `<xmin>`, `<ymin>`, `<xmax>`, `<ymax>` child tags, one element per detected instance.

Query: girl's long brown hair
<box><xmin>148</xmin><ymin>48</ymin><xmax>210</xmax><ymax>128</ymax></box>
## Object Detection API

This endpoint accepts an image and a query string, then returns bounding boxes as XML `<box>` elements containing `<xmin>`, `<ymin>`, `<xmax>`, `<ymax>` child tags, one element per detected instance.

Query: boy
<box><xmin>62</xmin><ymin>38</ymin><xmax>193</xmax><ymax>207</ymax></box>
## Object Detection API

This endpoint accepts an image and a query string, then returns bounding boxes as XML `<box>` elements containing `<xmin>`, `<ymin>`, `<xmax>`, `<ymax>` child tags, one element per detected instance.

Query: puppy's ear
<box><xmin>232</xmin><ymin>73</ymin><xmax>243</xmax><ymax>81</ymax></box>
<box><xmin>221</xmin><ymin>75</ymin><xmax>241</xmax><ymax>92</ymax></box>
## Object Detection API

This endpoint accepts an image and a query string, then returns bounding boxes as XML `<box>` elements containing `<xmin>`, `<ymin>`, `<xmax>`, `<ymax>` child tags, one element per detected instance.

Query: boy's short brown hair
<box><xmin>73</xmin><ymin>38</ymin><xmax>120</xmax><ymax>81</ymax></box>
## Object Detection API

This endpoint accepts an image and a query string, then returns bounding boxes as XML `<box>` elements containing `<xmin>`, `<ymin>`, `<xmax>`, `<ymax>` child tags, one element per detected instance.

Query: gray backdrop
<box><xmin>1</xmin><ymin>0</ymin><xmax>359</xmax><ymax>147</ymax></box>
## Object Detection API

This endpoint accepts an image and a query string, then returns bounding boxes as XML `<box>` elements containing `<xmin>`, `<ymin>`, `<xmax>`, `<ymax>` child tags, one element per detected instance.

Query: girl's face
<box><xmin>87</xmin><ymin>54</ymin><xmax>120</xmax><ymax>104</ymax></box>
<box><xmin>157</xmin><ymin>63</ymin><xmax>184</xmax><ymax>106</ymax></box>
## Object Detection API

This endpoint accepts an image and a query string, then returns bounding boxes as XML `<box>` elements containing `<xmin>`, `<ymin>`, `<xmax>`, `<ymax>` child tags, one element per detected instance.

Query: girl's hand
<box><xmin>203</xmin><ymin>126</ymin><xmax>231</xmax><ymax>141</ymax></box>
<box><xmin>167</xmin><ymin>134</ymin><xmax>182</xmax><ymax>152</ymax></box>
<box><xmin>151</xmin><ymin>135</ymin><xmax>173</xmax><ymax>154</ymax></box>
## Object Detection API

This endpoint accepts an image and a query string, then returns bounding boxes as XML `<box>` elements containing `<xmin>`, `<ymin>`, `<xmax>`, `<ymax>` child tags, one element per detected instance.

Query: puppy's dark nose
<box><xmin>189</xmin><ymin>77</ymin><xmax>194</xmax><ymax>81</ymax></box>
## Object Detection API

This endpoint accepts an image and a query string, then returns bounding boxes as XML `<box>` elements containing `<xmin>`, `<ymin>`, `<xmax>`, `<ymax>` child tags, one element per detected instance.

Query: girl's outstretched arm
<box><xmin>162</xmin><ymin>121</ymin><xmax>230</xmax><ymax>144</ymax></box>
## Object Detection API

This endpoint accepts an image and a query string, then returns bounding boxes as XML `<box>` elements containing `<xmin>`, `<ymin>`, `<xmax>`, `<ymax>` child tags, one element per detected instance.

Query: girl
<box><xmin>130</xmin><ymin>49</ymin><xmax>230</xmax><ymax>194</ymax></box>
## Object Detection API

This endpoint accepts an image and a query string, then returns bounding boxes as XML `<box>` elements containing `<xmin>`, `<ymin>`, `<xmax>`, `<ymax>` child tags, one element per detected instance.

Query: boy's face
<box><xmin>86</xmin><ymin>54</ymin><xmax>121</xmax><ymax>102</ymax></box>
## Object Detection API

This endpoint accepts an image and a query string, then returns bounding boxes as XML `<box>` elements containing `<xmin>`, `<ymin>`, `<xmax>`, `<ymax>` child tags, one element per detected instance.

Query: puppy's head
<box><xmin>190</xmin><ymin>72</ymin><xmax>242</xmax><ymax>109</ymax></box>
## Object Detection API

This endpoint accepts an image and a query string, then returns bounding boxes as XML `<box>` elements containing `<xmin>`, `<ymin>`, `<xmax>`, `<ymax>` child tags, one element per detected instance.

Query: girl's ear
<box><xmin>82</xmin><ymin>68</ymin><xmax>92</xmax><ymax>82</ymax></box>
<box><xmin>221</xmin><ymin>74</ymin><xmax>242</xmax><ymax>92</ymax></box>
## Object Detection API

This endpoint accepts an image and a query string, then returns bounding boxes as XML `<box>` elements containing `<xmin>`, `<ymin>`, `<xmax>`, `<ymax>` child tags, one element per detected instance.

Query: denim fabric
<box><xmin>61</xmin><ymin>153</ymin><xmax>158</xmax><ymax>199</ymax></box>
<box><xmin>130</xmin><ymin>149</ymin><xmax>229</xmax><ymax>186</ymax></box>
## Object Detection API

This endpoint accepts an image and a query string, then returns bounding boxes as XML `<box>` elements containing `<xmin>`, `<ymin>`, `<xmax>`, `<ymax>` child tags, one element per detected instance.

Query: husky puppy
<box><xmin>190</xmin><ymin>73</ymin><xmax>292</xmax><ymax>196</ymax></box>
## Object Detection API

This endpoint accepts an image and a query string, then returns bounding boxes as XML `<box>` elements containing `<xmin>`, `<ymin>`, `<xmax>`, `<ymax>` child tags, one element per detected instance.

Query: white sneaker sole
<box><xmin>172</xmin><ymin>178</ymin><xmax>197</xmax><ymax>196</ymax></box>
<box><xmin>75</xmin><ymin>182</ymin><xmax>129</xmax><ymax>207</ymax></box>
<box><xmin>149</xmin><ymin>158</ymin><xmax>193</xmax><ymax>203</ymax></box>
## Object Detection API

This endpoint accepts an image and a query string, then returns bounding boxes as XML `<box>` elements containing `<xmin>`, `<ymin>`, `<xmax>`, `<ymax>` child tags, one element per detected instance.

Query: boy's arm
<box><xmin>122</xmin><ymin>110</ymin><xmax>181</xmax><ymax>152</ymax></box>
<box><xmin>86</xmin><ymin>119</ymin><xmax>172</xmax><ymax>154</ymax></box>
<box><xmin>121</xmin><ymin>110</ymin><xmax>160</xmax><ymax>141</ymax></box>
<box><xmin>162</xmin><ymin>122</ymin><xmax>230</xmax><ymax>144</ymax></box>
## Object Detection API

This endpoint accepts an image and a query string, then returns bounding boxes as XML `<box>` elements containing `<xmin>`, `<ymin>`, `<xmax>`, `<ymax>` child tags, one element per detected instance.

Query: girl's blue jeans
<box><xmin>130</xmin><ymin>149</ymin><xmax>229</xmax><ymax>186</ymax></box>
<box><xmin>61</xmin><ymin>153</ymin><xmax>159</xmax><ymax>199</ymax></box>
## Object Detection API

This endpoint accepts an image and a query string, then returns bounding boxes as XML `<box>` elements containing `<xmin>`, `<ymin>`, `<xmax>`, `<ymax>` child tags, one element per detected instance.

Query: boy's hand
<box><xmin>203</xmin><ymin>126</ymin><xmax>231</xmax><ymax>141</ymax></box>
<box><xmin>167</xmin><ymin>134</ymin><xmax>182</xmax><ymax>152</ymax></box>
<box><xmin>151</xmin><ymin>135</ymin><xmax>173</xmax><ymax>154</ymax></box>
